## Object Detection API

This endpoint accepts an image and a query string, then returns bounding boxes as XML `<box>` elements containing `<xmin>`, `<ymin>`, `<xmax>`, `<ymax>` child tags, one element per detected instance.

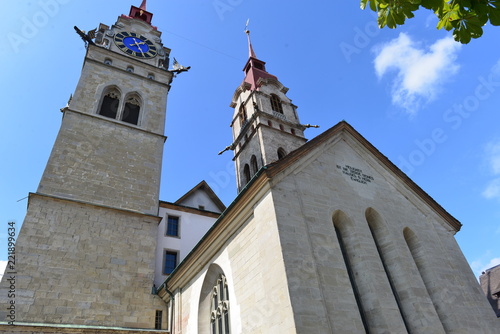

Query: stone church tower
<box><xmin>156</xmin><ymin>29</ymin><xmax>499</xmax><ymax>334</ymax></box>
<box><xmin>229</xmin><ymin>30</ymin><xmax>308</xmax><ymax>191</ymax></box>
<box><xmin>1</xmin><ymin>2</ymin><xmax>498</xmax><ymax>334</ymax></box>
<box><xmin>0</xmin><ymin>1</ymin><xmax>172</xmax><ymax>332</ymax></box>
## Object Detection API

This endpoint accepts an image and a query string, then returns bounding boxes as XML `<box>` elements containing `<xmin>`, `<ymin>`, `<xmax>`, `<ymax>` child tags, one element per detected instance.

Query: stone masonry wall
<box><xmin>0</xmin><ymin>194</ymin><xmax>167</xmax><ymax>329</ymax></box>
<box><xmin>37</xmin><ymin>110</ymin><xmax>164</xmax><ymax>215</ymax></box>
<box><xmin>174</xmin><ymin>192</ymin><xmax>296</xmax><ymax>333</ymax></box>
<box><xmin>270</xmin><ymin>134</ymin><xmax>499</xmax><ymax>333</ymax></box>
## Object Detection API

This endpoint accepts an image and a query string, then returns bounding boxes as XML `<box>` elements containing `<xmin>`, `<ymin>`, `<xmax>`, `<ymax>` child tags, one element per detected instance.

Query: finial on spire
<box><xmin>139</xmin><ymin>0</ymin><xmax>147</xmax><ymax>10</ymax></box>
<box><xmin>245</xmin><ymin>19</ymin><xmax>257</xmax><ymax>59</ymax></box>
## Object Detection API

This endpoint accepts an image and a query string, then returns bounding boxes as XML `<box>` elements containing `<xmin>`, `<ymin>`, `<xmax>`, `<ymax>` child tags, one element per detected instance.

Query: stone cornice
<box><xmin>30</xmin><ymin>192</ymin><xmax>162</xmax><ymax>223</ymax></box>
<box><xmin>61</xmin><ymin>108</ymin><xmax>167</xmax><ymax>141</ymax></box>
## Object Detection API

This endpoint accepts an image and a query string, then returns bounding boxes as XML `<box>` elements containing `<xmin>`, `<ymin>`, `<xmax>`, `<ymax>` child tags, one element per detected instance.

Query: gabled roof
<box><xmin>174</xmin><ymin>180</ymin><xmax>226</xmax><ymax>213</ymax></box>
<box><xmin>158</xmin><ymin>120</ymin><xmax>462</xmax><ymax>293</ymax></box>
<box><xmin>264</xmin><ymin>120</ymin><xmax>462</xmax><ymax>232</ymax></box>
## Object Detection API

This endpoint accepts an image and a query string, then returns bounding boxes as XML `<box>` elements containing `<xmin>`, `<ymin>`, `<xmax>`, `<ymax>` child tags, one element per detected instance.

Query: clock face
<box><xmin>114</xmin><ymin>31</ymin><xmax>157</xmax><ymax>58</ymax></box>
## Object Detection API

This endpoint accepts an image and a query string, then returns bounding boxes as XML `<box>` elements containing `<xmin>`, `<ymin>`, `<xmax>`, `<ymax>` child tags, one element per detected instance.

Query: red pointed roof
<box><xmin>242</xmin><ymin>30</ymin><xmax>277</xmax><ymax>90</ymax></box>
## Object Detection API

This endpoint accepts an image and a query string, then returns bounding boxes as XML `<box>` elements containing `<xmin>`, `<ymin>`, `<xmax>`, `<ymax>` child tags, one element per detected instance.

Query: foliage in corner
<box><xmin>360</xmin><ymin>0</ymin><xmax>500</xmax><ymax>43</ymax></box>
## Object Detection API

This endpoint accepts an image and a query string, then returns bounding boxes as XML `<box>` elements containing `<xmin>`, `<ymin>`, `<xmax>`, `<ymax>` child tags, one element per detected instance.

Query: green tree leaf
<box><xmin>360</xmin><ymin>0</ymin><xmax>499</xmax><ymax>43</ymax></box>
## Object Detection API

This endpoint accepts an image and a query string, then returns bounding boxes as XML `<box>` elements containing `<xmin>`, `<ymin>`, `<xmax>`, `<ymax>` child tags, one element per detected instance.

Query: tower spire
<box><xmin>139</xmin><ymin>0</ymin><xmax>147</xmax><ymax>10</ymax></box>
<box><xmin>244</xmin><ymin>19</ymin><xmax>257</xmax><ymax>59</ymax></box>
<box><xmin>241</xmin><ymin>21</ymin><xmax>277</xmax><ymax>91</ymax></box>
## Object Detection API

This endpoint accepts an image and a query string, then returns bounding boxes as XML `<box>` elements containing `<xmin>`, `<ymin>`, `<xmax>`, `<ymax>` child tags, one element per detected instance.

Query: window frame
<box><xmin>166</xmin><ymin>215</ymin><xmax>180</xmax><ymax>237</ymax></box>
<box><xmin>122</xmin><ymin>94</ymin><xmax>142</xmax><ymax>125</ymax></box>
<box><xmin>270</xmin><ymin>94</ymin><xmax>283</xmax><ymax>114</ymax></box>
<box><xmin>163</xmin><ymin>250</ymin><xmax>178</xmax><ymax>275</ymax></box>
<box><xmin>210</xmin><ymin>274</ymin><xmax>230</xmax><ymax>334</ymax></box>
<box><xmin>243</xmin><ymin>164</ymin><xmax>251</xmax><ymax>185</ymax></box>
<box><xmin>155</xmin><ymin>310</ymin><xmax>163</xmax><ymax>330</ymax></box>
<box><xmin>98</xmin><ymin>87</ymin><xmax>121</xmax><ymax>119</ymax></box>
<box><xmin>277</xmin><ymin>148</ymin><xmax>286</xmax><ymax>160</ymax></box>
<box><xmin>250</xmin><ymin>155</ymin><xmax>258</xmax><ymax>175</ymax></box>
<box><xmin>97</xmin><ymin>87</ymin><xmax>142</xmax><ymax>126</ymax></box>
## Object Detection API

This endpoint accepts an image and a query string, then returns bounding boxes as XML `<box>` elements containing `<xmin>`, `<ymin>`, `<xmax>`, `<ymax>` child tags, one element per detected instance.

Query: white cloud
<box><xmin>482</xmin><ymin>178</ymin><xmax>500</xmax><ymax>199</ymax></box>
<box><xmin>485</xmin><ymin>141</ymin><xmax>500</xmax><ymax>174</ymax></box>
<box><xmin>373</xmin><ymin>33</ymin><xmax>461</xmax><ymax>115</ymax></box>
<box><xmin>492</xmin><ymin>59</ymin><xmax>500</xmax><ymax>76</ymax></box>
<box><xmin>481</xmin><ymin>258</ymin><xmax>500</xmax><ymax>274</ymax></box>
<box><xmin>0</xmin><ymin>261</ymin><xmax>6</xmax><ymax>280</ymax></box>
<box><xmin>482</xmin><ymin>140</ymin><xmax>500</xmax><ymax>200</ymax></box>
<box><xmin>471</xmin><ymin>256</ymin><xmax>500</xmax><ymax>277</ymax></box>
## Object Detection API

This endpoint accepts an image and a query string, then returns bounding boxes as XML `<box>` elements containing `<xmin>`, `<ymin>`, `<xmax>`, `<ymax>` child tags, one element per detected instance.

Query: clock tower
<box><xmin>229</xmin><ymin>30</ymin><xmax>310</xmax><ymax>191</ymax></box>
<box><xmin>0</xmin><ymin>2</ymin><xmax>172</xmax><ymax>331</ymax></box>
<box><xmin>39</xmin><ymin>2</ymin><xmax>173</xmax><ymax>214</ymax></box>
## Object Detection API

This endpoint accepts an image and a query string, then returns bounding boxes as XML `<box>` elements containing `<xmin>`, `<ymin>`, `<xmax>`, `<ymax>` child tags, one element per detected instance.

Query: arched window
<box><xmin>270</xmin><ymin>94</ymin><xmax>283</xmax><ymax>114</ymax></box>
<box><xmin>122</xmin><ymin>94</ymin><xmax>141</xmax><ymax>125</ymax></box>
<box><xmin>239</xmin><ymin>105</ymin><xmax>247</xmax><ymax>128</ymax></box>
<box><xmin>210</xmin><ymin>274</ymin><xmax>230</xmax><ymax>334</ymax></box>
<box><xmin>277</xmin><ymin>148</ymin><xmax>286</xmax><ymax>160</ymax></box>
<box><xmin>198</xmin><ymin>264</ymin><xmax>231</xmax><ymax>334</ymax></box>
<box><xmin>99</xmin><ymin>87</ymin><xmax>120</xmax><ymax>119</ymax></box>
<box><xmin>251</xmin><ymin>155</ymin><xmax>258</xmax><ymax>174</ymax></box>
<box><xmin>243</xmin><ymin>164</ymin><xmax>251</xmax><ymax>184</ymax></box>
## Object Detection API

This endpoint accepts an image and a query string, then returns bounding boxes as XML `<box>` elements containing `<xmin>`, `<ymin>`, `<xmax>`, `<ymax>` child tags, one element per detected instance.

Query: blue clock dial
<box><xmin>123</xmin><ymin>36</ymin><xmax>150</xmax><ymax>53</ymax></box>
<box><xmin>114</xmin><ymin>31</ymin><xmax>158</xmax><ymax>58</ymax></box>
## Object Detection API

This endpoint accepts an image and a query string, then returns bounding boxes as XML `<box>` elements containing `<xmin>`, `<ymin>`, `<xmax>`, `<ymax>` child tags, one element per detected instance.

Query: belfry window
<box><xmin>243</xmin><ymin>164</ymin><xmax>251</xmax><ymax>185</ymax></box>
<box><xmin>239</xmin><ymin>105</ymin><xmax>247</xmax><ymax>128</ymax></box>
<box><xmin>270</xmin><ymin>94</ymin><xmax>283</xmax><ymax>114</ymax></box>
<box><xmin>210</xmin><ymin>274</ymin><xmax>230</xmax><ymax>334</ymax></box>
<box><xmin>99</xmin><ymin>88</ymin><xmax>120</xmax><ymax>119</ymax></box>
<box><xmin>122</xmin><ymin>95</ymin><xmax>141</xmax><ymax>125</ymax></box>
<box><xmin>277</xmin><ymin>148</ymin><xmax>286</xmax><ymax>160</ymax></box>
<box><xmin>251</xmin><ymin>155</ymin><xmax>258</xmax><ymax>174</ymax></box>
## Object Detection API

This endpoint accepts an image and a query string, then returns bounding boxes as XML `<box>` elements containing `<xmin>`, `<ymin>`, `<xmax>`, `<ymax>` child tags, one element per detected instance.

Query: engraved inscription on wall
<box><xmin>337</xmin><ymin>164</ymin><xmax>374</xmax><ymax>185</ymax></box>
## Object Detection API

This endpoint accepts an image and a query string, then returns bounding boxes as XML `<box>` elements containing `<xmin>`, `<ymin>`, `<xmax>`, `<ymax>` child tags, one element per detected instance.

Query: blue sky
<box><xmin>1</xmin><ymin>0</ymin><xmax>499</xmax><ymax>279</ymax></box>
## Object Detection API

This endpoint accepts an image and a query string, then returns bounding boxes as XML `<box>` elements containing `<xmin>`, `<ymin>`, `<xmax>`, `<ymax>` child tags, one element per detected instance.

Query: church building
<box><xmin>1</xmin><ymin>2</ymin><xmax>498</xmax><ymax>333</ymax></box>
